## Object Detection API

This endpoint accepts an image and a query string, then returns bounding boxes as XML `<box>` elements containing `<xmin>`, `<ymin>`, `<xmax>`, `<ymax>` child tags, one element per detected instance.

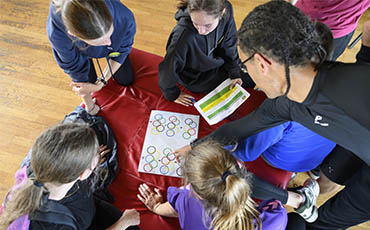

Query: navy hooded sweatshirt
<box><xmin>158</xmin><ymin>1</ymin><xmax>241</xmax><ymax>101</ymax></box>
<box><xmin>47</xmin><ymin>0</ymin><xmax>136</xmax><ymax>82</ymax></box>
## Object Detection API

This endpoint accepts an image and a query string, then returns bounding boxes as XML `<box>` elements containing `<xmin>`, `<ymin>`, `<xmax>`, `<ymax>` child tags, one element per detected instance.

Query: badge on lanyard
<box><xmin>108</xmin><ymin>52</ymin><xmax>121</xmax><ymax>58</ymax></box>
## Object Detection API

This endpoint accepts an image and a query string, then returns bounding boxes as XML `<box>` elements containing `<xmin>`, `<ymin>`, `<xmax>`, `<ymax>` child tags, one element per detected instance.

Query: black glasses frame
<box><xmin>239</xmin><ymin>53</ymin><xmax>255</xmax><ymax>73</ymax></box>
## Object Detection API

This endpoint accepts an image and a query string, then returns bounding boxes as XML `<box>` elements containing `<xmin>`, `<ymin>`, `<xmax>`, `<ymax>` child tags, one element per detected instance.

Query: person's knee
<box><xmin>113</xmin><ymin>58</ymin><xmax>134</xmax><ymax>86</ymax></box>
<box><xmin>317</xmin><ymin>170</ymin><xmax>343</xmax><ymax>195</ymax></box>
<box><xmin>113</xmin><ymin>75</ymin><xmax>133</xmax><ymax>86</ymax></box>
<box><xmin>363</xmin><ymin>21</ymin><xmax>370</xmax><ymax>47</ymax></box>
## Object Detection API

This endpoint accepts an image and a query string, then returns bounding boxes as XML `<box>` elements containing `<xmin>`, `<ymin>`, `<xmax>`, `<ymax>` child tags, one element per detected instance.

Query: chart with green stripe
<box><xmin>194</xmin><ymin>79</ymin><xmax>250</xmax><ymax>125</ymax></box>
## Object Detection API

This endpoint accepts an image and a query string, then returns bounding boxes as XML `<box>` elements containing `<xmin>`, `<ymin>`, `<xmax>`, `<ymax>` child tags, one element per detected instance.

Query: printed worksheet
<box><xmin>138</xmin><ymin>110</ymin><xmax>199</xmax><ymax>178</ymax></box>
<box><xmin>194</xmin><ymin>79</ymin><xmax>250</xmax><ymax>125</ymax></box>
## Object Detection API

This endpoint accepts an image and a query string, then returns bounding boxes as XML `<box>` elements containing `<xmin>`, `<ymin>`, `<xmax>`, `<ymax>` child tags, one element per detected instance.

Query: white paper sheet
<box><xmin>194</xmin><ymin>78</ymin><xmax>250</xmax><ymax>125</ymax></box>
<box><xmin>138</xmin><ymin>110</ymin><xmax>199</xmax><ymax>178</ymax></box>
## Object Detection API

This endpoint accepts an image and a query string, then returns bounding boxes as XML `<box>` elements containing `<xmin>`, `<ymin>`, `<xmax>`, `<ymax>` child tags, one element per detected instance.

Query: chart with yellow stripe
<box><xmin>194</xmin><ymin>79</ymin><xmax>250</xmax><ymax>125</ymax></box>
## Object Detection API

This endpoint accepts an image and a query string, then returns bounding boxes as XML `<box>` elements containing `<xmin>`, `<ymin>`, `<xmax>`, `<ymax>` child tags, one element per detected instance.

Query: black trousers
<box><xmin>307</xmin><ymin>146</ymin><xmax>370</xmax><ymax>230</ymax></box>
<box><xmin>287</xmin><ymin>212</ymin><xmax>307</xmax><ymax>230</ymax></box>
<box><xmin>331</xmin><ymin>30</ymin><xmax>355</xmax><ymax>61</ymax></box>
<box><xmin>88</xmin><ymin>57</ymin><xmax>134</xmax><ymax>86</ymax></box>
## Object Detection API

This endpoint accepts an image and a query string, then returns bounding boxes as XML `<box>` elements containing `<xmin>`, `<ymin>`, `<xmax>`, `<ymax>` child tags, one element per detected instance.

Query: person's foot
<box><xmin>295</xmin><ymin>178</ymin><xmax>320</xmax><ymax>223</ymax></box>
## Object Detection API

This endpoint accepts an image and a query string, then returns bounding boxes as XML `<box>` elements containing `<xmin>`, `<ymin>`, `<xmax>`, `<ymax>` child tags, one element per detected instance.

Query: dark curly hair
<box><xmin>315</xmin><ymin>22</ymin><xmax>334</xmax><ymax>61</ymax></box>
<box><xmin>238</xmin><ymin>0</ymin><xmax>327</xmax><ymax>95</ymax></box>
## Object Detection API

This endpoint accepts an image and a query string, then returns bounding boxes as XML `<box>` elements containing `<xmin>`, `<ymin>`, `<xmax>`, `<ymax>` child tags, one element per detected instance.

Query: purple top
<box><xmin>167</xmin><ymin>186</ymin><xmax>287</xmax><ymax>230</ymax></box>
<box><xmin>296</xmin><ymin>0</ymin><xmax>370</xmax><ymax>38</ymax></box>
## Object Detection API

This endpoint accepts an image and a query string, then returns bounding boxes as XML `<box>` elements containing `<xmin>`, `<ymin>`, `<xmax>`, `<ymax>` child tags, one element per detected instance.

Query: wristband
<box><xmin>97</xmin><ymin>77</ymin><xmax>107</xmax><ymax>86</ymax></box>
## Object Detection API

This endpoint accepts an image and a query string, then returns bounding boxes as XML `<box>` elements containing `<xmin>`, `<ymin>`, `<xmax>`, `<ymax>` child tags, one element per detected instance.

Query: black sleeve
<box><xmin>356</xmin><ymin>45</ymin><xmax>370</xmax><ymax>64</ymax></box>
<box><xmin>193</xmin><ymin>97</ymin><xmax>290</xmax><ymax>146</ymax></box>
<box><xmin>250</xmin><ymin>174</ymin><xmax>289</xmax><ymax>204</ymax></box>
<box><xmin>93</xmin><ymin>196</ymin><xmax>122</xmax><ymax>229</ymax></box>
<box><xmin>158</xmin><ymin>29</ymin><xmax>187</xmax><ymax>101</ymax></box>
<box><xmin>218</xmin><ymin>2</ymin><xmax>241</xmax><ymax>79</ymax></box>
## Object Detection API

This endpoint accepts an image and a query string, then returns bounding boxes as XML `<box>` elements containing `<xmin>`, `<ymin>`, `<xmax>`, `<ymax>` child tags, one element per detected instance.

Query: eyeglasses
<box><xmin>239</xmin><ymin>53</ymin><xmax>255</xmax><ymax>73</ymax></box>
<box><xmin>239</xmin><ymin>52</ymin><xmax>272</xmax><ymax>73</ymax></box>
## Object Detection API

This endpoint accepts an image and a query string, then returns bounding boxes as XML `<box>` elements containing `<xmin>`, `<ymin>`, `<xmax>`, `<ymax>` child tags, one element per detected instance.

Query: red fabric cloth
<box><xmin>92</xmin><ymin>48</ymin><xmax>290</xmax><ymax>230</ymax></box>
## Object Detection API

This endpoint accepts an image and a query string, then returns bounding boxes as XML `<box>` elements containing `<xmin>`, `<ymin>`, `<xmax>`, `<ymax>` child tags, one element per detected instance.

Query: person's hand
<box><xmin>70</xmin><ymin>82</ymin><xmax>104</xmax><ymax>96</ymax></box>
<box><xmin>230</xmin><ymin>78</ymin><xmax>243</xmax><ymax>89</ymax></box>
<box><xmin>174</xmin><ymin>92</ymin><xmax>195</xmax><ymax>107</ymax></box>
<box><xmin>137</xmin><ymin>184</ymin><xmax>163</xmax><ymax>213</ymax></box>
<box><xmin>362</xmin><ymin>21</ymin><xmax>370</xmax><ymax>47</ymax></box>
<box><xmin>121</xmin><ymin>209</ymin><xmax>140</xmax><ymax>229</ymax></box>
<box><xmin>99</xmin><ymin>145</ymin><xmax>111</xmax><ymax>164</ymax></box>
<box><xmin>108</xmin><ymin>209</ymin><xmax>140</xmax><ymax>230</ymax></box>
<box><xmin>173</xmin><ymin>144</ymin><xmax>192</xmax><ymax>162</ymax></box>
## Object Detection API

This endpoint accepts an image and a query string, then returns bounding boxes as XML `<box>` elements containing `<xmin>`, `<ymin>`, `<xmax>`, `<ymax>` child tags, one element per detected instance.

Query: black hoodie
<box><xmin>158</xmin><ymin>1</ymin><xmax>241</xmax><ymax>101</ymax></box>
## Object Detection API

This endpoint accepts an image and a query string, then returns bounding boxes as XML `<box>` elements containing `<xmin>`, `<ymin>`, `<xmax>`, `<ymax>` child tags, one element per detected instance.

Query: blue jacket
<box><xmin>228</xmin><ymin>121</ymin><xmax>336</xmax><ymax>172</ymax></box>
<box><xmin>47</xmin><ymin>0</ymin><xmax>136</xmax><ymax>82</ymax></box>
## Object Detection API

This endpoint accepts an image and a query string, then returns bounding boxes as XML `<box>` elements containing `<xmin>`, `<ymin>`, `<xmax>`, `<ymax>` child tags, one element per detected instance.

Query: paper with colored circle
<box><xmin>194</xmin><ymin>78</ymin><xmax>250</xmax><ymax>125</ymax></box>
<box><xmin>138</xmin><ymin>110</ymin><xmax>199</xmax><ymax>178</ymax></box>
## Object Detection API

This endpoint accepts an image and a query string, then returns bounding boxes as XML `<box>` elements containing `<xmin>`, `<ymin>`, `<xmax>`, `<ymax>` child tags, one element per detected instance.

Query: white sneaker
<box><xmin>294</xmin><ymin>178</ymin><xmax>320</xmax><ymax>223</ymax></box>
<box><xmin>308</xmin><ymin>168</ymin><xmax>321</xmax><ymax>180</ymax></box>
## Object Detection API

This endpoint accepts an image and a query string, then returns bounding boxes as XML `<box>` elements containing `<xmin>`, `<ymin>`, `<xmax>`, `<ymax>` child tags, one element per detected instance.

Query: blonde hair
<box><xmin>0</xmin><ymin>123</ymin><xmax>99</xmax><ymax>228</ymax></box>
<box><xmin>183</xmin><ymin>140</ymin><xmax>261</xmax><ymax>230</ymax></box>
<box><xmin>53</xmin><ymin>0</ymin><xmax>112</xmax><ymax>40</ymax></box>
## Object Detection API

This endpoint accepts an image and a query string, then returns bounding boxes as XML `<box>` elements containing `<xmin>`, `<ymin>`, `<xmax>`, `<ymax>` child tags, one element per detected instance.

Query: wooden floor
<box><xmin>0</xmin><ymin>0</ymin><xmax>369</xmax><ymax>228</ymax></box>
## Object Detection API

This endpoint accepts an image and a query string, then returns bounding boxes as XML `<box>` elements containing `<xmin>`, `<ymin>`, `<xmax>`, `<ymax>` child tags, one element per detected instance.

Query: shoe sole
<box><xmin>305</xmin><ymin>205</ymin><xmax>318</xmax><ymax>223</ymax></box>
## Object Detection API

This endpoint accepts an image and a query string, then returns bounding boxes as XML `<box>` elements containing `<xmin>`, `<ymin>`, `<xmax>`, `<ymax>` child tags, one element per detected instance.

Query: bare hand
<box><xmin>108</xmin><ymin>209</ymin><xmax>140</xmax><ymax>230</ymax></box>
<box><xmin>363</xmin><ymin>21</ymin><xmax>370</xmax><ymax>47</ymax></box>
<box><xmin>99</xmin><ymin>145</ymin><xmax>111</xmax><ymax>164</ymax></box>
<box><xmin>121</xmin><ymin>209</ymin><xmax>140</xmax><ymax>229</ymax></box>
<box><xmin>137</xmin><ymin>184</ymin><xmax>163</xmax><ymax>213</ymax></box>
<box><xmin>230</xmin><ymin>78</ymin><xmax>243</xmax><ymax>89</ymax></box>
<box><xmin>174</xmin><ymin>92</ymin><xmax>194</xmax><ymax>107</ymax></box>
<box><xmin>71</xmin><ymin>82</ymin><xmax>104</xmax><ymax>96</ymax></box>
<box><xmin>173</xmin><ymin>144</ymin><xmax>192</xmax><ymax>162</ymax></box>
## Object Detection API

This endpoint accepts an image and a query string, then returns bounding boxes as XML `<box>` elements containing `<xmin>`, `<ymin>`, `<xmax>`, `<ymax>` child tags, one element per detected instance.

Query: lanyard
<box><xmin>95</xmin><ymin>52</ymin><xmax>120</xmax><ymax>85</ymax></box>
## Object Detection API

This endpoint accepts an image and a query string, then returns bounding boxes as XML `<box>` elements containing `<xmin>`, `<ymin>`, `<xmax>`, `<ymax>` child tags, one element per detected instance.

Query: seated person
<box><xmin>47</xmin><ymin>0</ymin><xmax>136</xmax><ymax>115</ymax></box>
<box><xmin>138</xmin><ymin>140</ymin><xmax>288</xmax><ymax>230</ymax></box>
<box><xmin>174</xmin><ymin>20</ymin><xmax>336</xmax><ymax>223</ymax></box>
<box><xmin>0</xmin><ymin>123</ymin><xmax>139</xmax><ymax>230</ymax></box>
<box><xmin>177</xmin><ymin>1</ymin><xmax>370</xmax><ymax>228</ymax></box>
<box><xmin>158</xmin><ymin>0</ymin><xmax>254</xmax><ymax>106</ymax></box>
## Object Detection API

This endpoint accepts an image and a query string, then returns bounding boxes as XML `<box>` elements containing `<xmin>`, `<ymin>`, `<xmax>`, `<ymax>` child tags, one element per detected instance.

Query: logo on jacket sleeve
<box><xmin>314</xmin><ymin>115</ymin><xmax>329</xmax><ymax>127</ymax></box>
